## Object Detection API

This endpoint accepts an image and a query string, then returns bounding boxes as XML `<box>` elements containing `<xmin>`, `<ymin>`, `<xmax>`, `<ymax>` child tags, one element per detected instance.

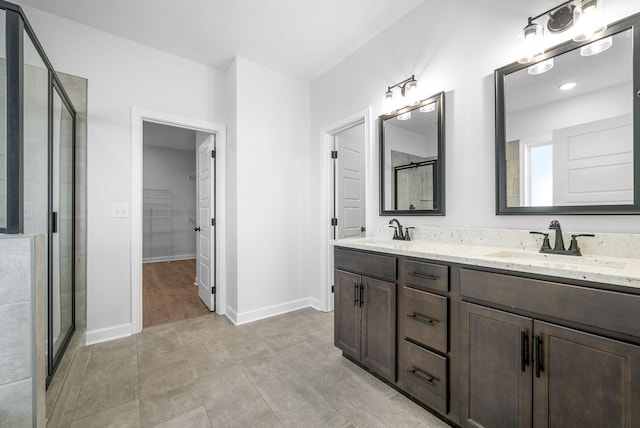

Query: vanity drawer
<box><xmin>460</xmin><ymin>269</ymin><xmax>640</xmax><ymax>339</ymax></box>
<box><xmin>400</xmin><ymin>287</ymin><xmax>448</xmax><ymax>353</ymax></box>
<box><xmin>402</xmin><ymin>259</ymin><xmax>449</xmax><ymax>293</ymax></box>
<box><xmin>398</xmin><ymin>339</ymin><xmax>448</xmax><ymax>414</ymax></box>
<box><xmin>335</xmin><ymin>248</ymin><xmax>396</xmax><ymax>281</ymax></box>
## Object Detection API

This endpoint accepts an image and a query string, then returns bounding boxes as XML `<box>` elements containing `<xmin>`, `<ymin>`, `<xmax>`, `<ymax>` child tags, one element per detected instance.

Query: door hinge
<box><xmin>331</xmin><ymin>285</ymin><xmax>335</xmax><ymax>293</ymax></box>
<box><xmin>331</xmin><ymin>218</ymin><xmax>338</xmax><ymax>226</ymax></box>
<box><xmin>211</xmin><ymin>286</ymin><xmax>216</xmax><ymax>294</ymax></box>
<box><xmin>211</xmin><ymin>150</ymin><xmax>216</xmax><ymax>158</ymax></box>
<box><xmin>211</xmin><ymin>218</ymin><xmax>215</xmax><ymax>227</ymax></box>
<box><xmin>331</xmin><ymin>150</ymin><xmax>338</xmax><ymax>159</ymax></box>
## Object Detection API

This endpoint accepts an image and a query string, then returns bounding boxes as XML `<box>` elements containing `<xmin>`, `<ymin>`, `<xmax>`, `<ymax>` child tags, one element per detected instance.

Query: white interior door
<box><xmin>335</xmin><ymin>124</ymin><xmax>366</xmax><ymax>239</ymax></box>
<box><xmin>196</xmin><ymin>135</ymin><xmax>215</xmax><ymax>311</ymax></box>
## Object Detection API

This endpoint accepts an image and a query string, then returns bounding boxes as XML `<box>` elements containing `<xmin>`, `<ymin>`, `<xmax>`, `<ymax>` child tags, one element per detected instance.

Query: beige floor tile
<box><xmin>70</xmin><ymin>399</ymin><xmax>140</xmax><ymax>428</ymax></box>
<box><xmin>254</xmin><ymin>371</ymin><xmax>339</xmax><ymax>428</ymax></box>
<box><xmin>182</xmin><ymin>339</ymin><xmax>235</xmax><ymax>377</ymax></box>
<box><xmin>53</xmin><ymin>309</ymin><xmax>454</xmax><ymax>428</ymax></box>
<box><xmin>139</xmin><ymin>382</ymin><xmax>202</xmax><ymax>427</ymax></box>
<box><xmin>196</xmin><ymin>365</ymin><xmax>274</xmax><ymax>428</ymax></box>
<box><xmin>72</xmin><ymin>354</ymin><xmax>139</xmax><ymax>420</ymax></box>
<box><xmin>150</xmin><ymin>407</ymin><xmax>212</xmax><ymax>428</ymax></box>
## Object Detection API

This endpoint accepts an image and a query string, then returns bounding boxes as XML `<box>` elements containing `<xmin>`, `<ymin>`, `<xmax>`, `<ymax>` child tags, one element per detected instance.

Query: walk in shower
<box><xmin>0</xmin><ymin>0</ymin><xmax>77</xmax><ymax>387</ymax></box>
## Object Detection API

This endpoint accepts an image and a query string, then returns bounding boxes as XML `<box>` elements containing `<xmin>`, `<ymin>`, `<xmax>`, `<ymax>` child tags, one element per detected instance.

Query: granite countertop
<box><xmin>332</xmin><ymin>237</ymin><xmax>640</xmax><ymax>290</ymax></box>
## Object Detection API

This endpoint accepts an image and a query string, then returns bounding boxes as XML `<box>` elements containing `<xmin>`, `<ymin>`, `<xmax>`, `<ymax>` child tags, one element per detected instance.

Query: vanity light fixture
<box><xmin>559</xmin><ymin>82</ymin><xmax>577</xmax><ymax>90</ymax></box>
<box><xmin>573</xmin><ymin>0</ymin><xmax>607</xmax><ymax>41</ymax></box>
<box><xmin>517</xmin><ymin>0</ymin><xmax>607</xmax><ymax>64</ymax></box>
<box><xmin>383</xmin><ymin>75</ymin><xmax>419</xmax><ymax>114</ymax></box>
<box><xmin>580</xmin><ymin>35</ymin><xmax>612</xmax><ymax>56</ymax></box>
<box><xmin>528</xmin><ymin>58</ymin><xmax>554</xmax><ymax>75</ymax></box>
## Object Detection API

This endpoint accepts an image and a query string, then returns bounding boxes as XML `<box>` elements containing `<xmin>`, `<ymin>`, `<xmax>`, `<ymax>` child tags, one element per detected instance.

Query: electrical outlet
<box><xmin>112</xmin><ymin>204</ymin><xmax>129</xmax><ymax>218</ymax></box>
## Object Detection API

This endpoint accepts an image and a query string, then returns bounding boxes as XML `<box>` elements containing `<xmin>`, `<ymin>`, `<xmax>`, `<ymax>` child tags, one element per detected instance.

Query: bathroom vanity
<box><xmin>333</xmin><ymin>238</ymin><xmax>640</xmax><ymax>427</ymax></box>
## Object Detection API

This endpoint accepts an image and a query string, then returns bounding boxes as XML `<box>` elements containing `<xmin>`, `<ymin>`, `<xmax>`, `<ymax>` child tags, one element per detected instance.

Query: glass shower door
<box><xmin>50</xmin><ymin>84</ymin><xmax>74</xmax><ymax>371</ymax></box>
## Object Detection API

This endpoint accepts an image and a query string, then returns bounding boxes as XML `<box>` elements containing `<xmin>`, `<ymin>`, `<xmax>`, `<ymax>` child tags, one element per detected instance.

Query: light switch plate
<box><xmin>112</xmin><ymin>204</ymin><xmax>129</xmax><ymax>218</ymax></box>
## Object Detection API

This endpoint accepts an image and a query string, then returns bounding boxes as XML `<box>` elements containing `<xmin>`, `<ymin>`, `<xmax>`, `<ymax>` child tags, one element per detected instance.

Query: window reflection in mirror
<box><xmin>501</xmin><ymin>27</ymin><xmax>634</xmax><ymax>210</ymax></box>
<box><xmin>380</xmin><ymin>92</ymin><xmax>444</xmax><ymax>215</ymax></box>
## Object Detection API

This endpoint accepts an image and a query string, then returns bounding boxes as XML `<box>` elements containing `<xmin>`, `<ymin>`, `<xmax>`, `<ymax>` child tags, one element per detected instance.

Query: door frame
<box><xmin>131</xmin><ymin>108</ymin><xmax>227</xmax><ymax>334</ymax></box>
<box><xmin>319</xmin><ymin>107</ymin><xmax>373</xmax><ymax>312</ymax></box>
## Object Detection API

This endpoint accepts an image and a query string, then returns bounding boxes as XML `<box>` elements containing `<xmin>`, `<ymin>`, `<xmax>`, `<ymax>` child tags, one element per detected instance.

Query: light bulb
<box><xmin>517</xmin><ymin>22</ymin><xmax>545</xmax><ymax>64</ymax></box>
<box><xmin>573</xmin><ymin>0</ymin><xmax>607</xmax><ymax>42</ymax></box>
<box><xmin>383</xmin><ymin>90</ymin><xmax>395</xmax><ymax>115</ymax></box>
<box><xmin>404</xmin><ymin>79</ymin><xmax>419</xmax><ymax>106</ymax></box>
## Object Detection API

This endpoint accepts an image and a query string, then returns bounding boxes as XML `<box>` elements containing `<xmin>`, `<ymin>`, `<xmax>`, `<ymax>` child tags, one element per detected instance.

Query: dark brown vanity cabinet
<box><xmin>334</xmin><ymin>248</ymin><xmax>397</xmax><ymax>382</ymax></box>
<box><xmin>460</xmin><ymin>270</ymin><xmax>640</xmax><ymax>428</ymax></box>
<box><xmin>397</xmin><ymin>259</ymin><xmax>450</xmax><ymax>415</ymax></box>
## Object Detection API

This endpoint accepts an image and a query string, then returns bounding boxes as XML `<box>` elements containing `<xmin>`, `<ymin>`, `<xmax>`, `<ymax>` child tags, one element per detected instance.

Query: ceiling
<box><xmin>17</xmin><ymin>0</ymin><xmax>424</xmax><ymax>81</ymax></box>
<box><xmin>143</xmin><ymin>122</ymin><xmax>196</xmax><ymax>152</ymax></box>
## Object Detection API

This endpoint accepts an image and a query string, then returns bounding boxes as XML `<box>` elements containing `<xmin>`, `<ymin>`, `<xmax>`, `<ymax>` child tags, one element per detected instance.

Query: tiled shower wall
<box><xmin>0</xmin><ymin>234</ymin><xmax>46</xmax><ymax>427</ymax></box>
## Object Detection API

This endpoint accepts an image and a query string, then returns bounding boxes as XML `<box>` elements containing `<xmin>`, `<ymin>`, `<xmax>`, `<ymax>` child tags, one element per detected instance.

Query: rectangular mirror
<box><xmin>495</xmin><ymin>13</ymin><xmax>640</xmax><ymax>214</ymax></box>
<box><xmin>380</xmin><ymin>91</ymin><xmax>445</xmax><ymax>215</ymax></box>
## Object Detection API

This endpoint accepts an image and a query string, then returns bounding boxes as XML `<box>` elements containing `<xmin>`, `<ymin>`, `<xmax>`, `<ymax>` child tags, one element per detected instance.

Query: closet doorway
<box><xmin>142</xmin><ymin>122</ymin><xmax>216</xmax><ymax>328</ymax></box>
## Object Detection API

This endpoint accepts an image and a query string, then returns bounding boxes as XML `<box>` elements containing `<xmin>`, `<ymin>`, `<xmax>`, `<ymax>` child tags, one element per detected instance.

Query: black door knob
<box><xmin>194</xmin><ymin>227</ymin><xmax>201</xmax><ymax>232</ymax></box>
<box><xmin>360</xmin><ymin>226</ymin><xmax>366</xmax><ymax>232</ymax></box>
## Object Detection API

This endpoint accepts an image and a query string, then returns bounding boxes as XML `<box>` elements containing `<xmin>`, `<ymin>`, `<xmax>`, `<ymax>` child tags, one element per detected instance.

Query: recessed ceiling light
<box><xmin>397</xmin><ymin>112</ymin><xmax>412</xmax><ymax>121</ymax></box>
<box><xmin>559</xmin><ymin>82</ymin><xmax>577</xmax><ymax>91</ymax></box>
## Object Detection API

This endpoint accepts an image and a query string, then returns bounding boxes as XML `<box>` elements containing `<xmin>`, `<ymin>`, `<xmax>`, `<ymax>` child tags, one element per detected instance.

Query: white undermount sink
<box><xmin>485</xmin><ymin>250</ymin><xmax>626</xmax><ymax>270</ymax></box>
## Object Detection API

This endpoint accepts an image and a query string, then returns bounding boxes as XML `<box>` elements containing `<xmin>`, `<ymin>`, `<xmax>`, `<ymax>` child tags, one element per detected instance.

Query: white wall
<box><xmin>226</xmin><ymin>57</ymin><xmax>314</xmax><ymax>323</ymax></box>
<box><xmin>17</xmin><ymin>4</ymin><xmax>227</xmax><ymax>341</ymax></box>
<box><xmin>309</xmin><ymin>0</ymin><xmax>640</xmax><ymax>302</ymax></box>
<box><xmin>143</xmin><ymin>145</ymin><xmax>197</xmax><ymax>260</ymax></box>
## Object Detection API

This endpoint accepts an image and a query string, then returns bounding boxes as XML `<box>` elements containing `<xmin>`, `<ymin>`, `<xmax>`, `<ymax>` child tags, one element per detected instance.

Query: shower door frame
<box><xmin>0</xmin><ymin>0</ymin><xmax>78</xmax><ymax>387</ymax></box>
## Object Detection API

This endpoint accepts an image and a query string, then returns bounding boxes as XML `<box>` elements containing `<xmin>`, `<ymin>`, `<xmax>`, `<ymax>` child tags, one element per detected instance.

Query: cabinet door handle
<box><xmin>406</xmin><ymin>368</ymin><xmax>437</xmax><ymax>387</ymax></box>
<box><xmin>353</xmin><ymin>283</ymin><xmax>359</xmax><ymax>306</ymax></box>
<box><xmin>406</xmin><ymin>312</ymin><xmax>437</xmax><ymax>327</ymax></box>
<box><xmin>359</xmin><ymin>284</ymin><xmax>364</xmax><ymax>307</ymax></box>
<box><xmin>521</xmin><ymin>331</ymin><xmax>529</xmax><ymax>372</ymax></box>
<box><xmin>534</xmin><ymin>335</ymin><xmax>543</xmax><ymax>378</ymax></box>
<box><xmin>410</xmin><ymin>272</ymin><xmax>437</xmax><ymax>281</ymax></box>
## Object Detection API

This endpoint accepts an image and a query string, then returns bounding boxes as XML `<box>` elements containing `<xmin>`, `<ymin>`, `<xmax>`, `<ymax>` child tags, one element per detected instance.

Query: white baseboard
<box><xmin>309</xmin><ymin>297</ymin><xmax>325</xmax><ymax>312</ymax></box>
<box><xmin>225</xmin><ymin>305</ymin><xmax>238</xmax><ymax>325</ymax></box>
<box><xmin>233</xmin><ymin>298</ymin><xmax>315</xmax><ymax>326</ymax></box>
<box><xmin>143</xmin><ymin>254</ymin><xmax>195</xmax><ymax>263</ymax></box>
<box><xmin>85</xmin><ymin>323</ymin><xmax>132</xmax><ymax>345</ymax></box>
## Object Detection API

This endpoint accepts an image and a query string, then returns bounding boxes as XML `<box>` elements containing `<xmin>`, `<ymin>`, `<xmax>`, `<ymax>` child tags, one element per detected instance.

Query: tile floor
<box><xmin>50</xmin><ymin>308</ymin><xmax>451</xmax><ymax>428</ymax></box>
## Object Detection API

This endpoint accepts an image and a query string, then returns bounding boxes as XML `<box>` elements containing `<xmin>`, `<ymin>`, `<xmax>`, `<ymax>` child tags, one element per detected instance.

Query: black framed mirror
<box><xmin>380</xmin><ymin>91</ymin><xmax>445</xmax><ymax>215</ymax></box>
<box><xmin>496</xmin><ymin>12</ymin><xmax>640</xmax><ymax>215</ymax></box>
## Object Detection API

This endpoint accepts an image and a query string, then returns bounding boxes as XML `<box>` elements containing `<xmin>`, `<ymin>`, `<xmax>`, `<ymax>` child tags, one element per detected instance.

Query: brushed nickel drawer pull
<box><xmin>410</xmin><ymin>272</ymin><xmax>437</xmax><ymax>281</ymax></box>
<box><xmin>406</xmin><ymin>312</ymin><xmax>437</xmax><ymax>327</ymax></box>
<box><xmin>407</xmin><ymin>368</ymin><xmax>437</xmax><ymax>387</ymax></box>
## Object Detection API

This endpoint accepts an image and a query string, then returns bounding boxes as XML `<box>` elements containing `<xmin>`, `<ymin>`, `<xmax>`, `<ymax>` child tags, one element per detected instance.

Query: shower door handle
<box><xmin>52</xmin><ymin>212</ymin><xmax>58</xmax><ymax>234</ymax></box>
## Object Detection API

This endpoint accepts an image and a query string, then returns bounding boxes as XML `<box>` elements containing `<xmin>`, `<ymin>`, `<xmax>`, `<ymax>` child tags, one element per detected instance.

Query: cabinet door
<box><xmin>533</xmin><ymin>321</ymin><xmax>640</xmax><ymax>428</ymax></box>
<box><xmin>361</xmin><ymin>276</ymin><xmax>396</xmax><ymax>382</ymax></box>
<box><xmin>334</xmin><ymin>269</ymin><xmax>361</xmax><ymax>361</ymax></box>
<box><xmin>460</xmin><ymin>303</ymin><xmax>533</xmax><ymax>428</ymax></box>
